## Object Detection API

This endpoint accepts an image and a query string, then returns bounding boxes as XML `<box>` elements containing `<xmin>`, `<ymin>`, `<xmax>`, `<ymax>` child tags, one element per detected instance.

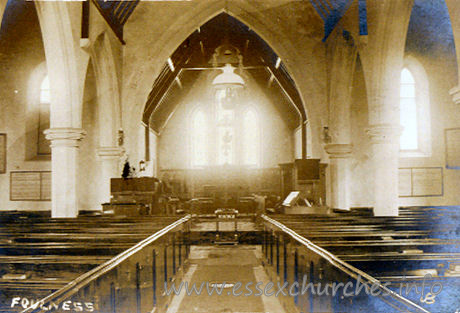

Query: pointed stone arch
<box><xmin>122</xmin><ymin>1</ymin><xmax>323</xmax><ymax>162</ymax></box>
<box><xmin>35</xmin><ymin>1</ymin><xmax>91</xmax><ymax>217</ymax></box>
<box><xmin>90</xmin><ymin>31</ymin><xmax>124</xmax><ymax>204</ymax></box>
<box><xmin>445</xmin><ymin>0</ymin><xmax>460</xmax><ymax>103</ymax></box>
<box><xmin>35</xmin><ymin>1</ymin><xmax>90</xmax><ymax>128</ymax></box>
<box><xmin>91</xmin><ymin>31</ymin><xmax>122</xmax><ymax>148</ymax></box>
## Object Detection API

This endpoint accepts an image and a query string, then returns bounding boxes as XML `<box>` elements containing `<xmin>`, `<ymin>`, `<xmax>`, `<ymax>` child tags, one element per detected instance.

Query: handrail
<box><xmin>22</xmin><ymin>215</ymin><xmax>191</xmax><ymax>313</ymax></box>
<box><xmin>261</xmin><ymin>214</ymin><xmax>430</xmax><ymax>313</ymax></box>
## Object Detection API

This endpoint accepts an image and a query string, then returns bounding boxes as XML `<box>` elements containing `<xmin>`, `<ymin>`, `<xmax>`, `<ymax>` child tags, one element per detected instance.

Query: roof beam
<box><xmin>266</xmin><ymin>67</ymin><xmax>306</xmax><ymax>121</ymax></box>
<box><xmin>91</xmin><ymin>0</ymin><xmax>140</xmax><ymax>44</ymax></box>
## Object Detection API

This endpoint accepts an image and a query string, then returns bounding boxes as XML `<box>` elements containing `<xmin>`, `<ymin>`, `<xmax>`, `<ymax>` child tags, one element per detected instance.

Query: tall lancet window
<box><xmin>38</xmin><ymin>75</ymin><xmax>51</xmax><ymax>155</ymax></box>
<box><xmin>242</xmin><ymin>108</ymin><xmax>259</xmax><ymax>166</ymax></box>
<box><xmin>400</xmin><ymin>68</ymin><xmax>418</xmax><ymax>150</ymax></box>
<box><xmin>191</xmin><ymin>109</ymin><xmax>208</xmax><ymax>167</ymax></box>
<box><xmin>216</xmin><ymin>89</ymin><xmax>235</xmax><ymax>165</ymax></box>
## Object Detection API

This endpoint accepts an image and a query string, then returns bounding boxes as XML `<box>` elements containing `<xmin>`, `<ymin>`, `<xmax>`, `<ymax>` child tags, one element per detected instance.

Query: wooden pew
<box><xmin>263</xmin><ymin>207</ymin><xmax>460</xmax><ymax>312</ymax></box>
<box><xmin>0</xmin><ymin>212</ymin><xmax>185</xmax><ymax>312</ymax></box>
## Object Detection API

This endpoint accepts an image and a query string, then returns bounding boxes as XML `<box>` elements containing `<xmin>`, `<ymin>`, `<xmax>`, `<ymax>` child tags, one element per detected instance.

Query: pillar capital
<box><xmin>449</xmin><ymin>85</ymin><xmax>460</xmax><ymax>105</ymax></box>
<box><xmin>96</xmin><ymin>146</ymin><xmax>125</xmax><ymax>159</ymax></box>
<box><xmin>366</xmin><ymin>124</ymin><xmax>402</xmax><ymax>144</ymax></box>
<box><xmin>324</xmin><ymin>144</ymin><xmax>353</xmax><ymax>158</ymax></box>
<box><xmin>44</xmin><ymin>128</ymin><xmax>86</xmax><ymax>147</ymax></box>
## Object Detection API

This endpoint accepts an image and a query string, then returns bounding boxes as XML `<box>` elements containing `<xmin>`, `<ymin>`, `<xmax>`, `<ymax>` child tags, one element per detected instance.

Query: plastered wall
<box><xmin>158</xmin><ymin>73</ymin><xmax>295</xmax><ymax>170</ymax></box>
<box><xmin>0</xmin><ymin>1</ymin><xmax>50</xmax><ymax>211</ymax></box>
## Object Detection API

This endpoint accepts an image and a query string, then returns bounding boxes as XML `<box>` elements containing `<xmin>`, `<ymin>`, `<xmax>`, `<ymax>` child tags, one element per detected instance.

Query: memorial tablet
<box><xmin>41</xmin><ymin>171</ymin><xmax>51</xmax><ymax>200</ymax></box>
<box><xmin>446</xmin><ymin>128</ymin><xmax>460</xmax><ymax>169</ymax></box>
<box><xmin>398</xmin><ymin>167</ymin><xmax>443</xmax><ymax>197</ymax></box>
<box><xmin>0</xmin><ymin>134</ymin><xmax>5</xmax><ymax>174</ymax></box>
<box><xmin>412</xmin><ymin>168</ymin><xmax>443</xmax><ymax>197</ymax></box>
<box><xmin>10</xmin><ymin>171</ymin><xmax>51</xmax><ymax>201</ymax></box>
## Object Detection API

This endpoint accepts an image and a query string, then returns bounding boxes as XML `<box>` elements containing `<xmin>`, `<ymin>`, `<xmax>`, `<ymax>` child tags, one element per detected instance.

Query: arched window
<box><xmin>216</xmin><ymin>89</ymin><xmax>235</xmax><ymax>165</ymax></box>
<box><xmin>190</xmin><ymin>103</ymin><xmax>261</xmax><ymax>167</ymax></box>
<box><xmin>40</xmin><ymin>75</ymin><xmax>50</xmax><ymax>103</ymax></box>
<box><xmin>38</xmin><ymin>75</ymin><xmax>51</xmax><ymax>155</ymax></box>
<box><xmin>191</xmin><ymin>109</ymin><xmax>208</xmax><ymax>167</ymax></box>
<box><xmin>242</xmin><ymin>108</ymin><xmax>259</xmax><ymax>166</ymax></box>
<box><xmin>400</xmin><ymin>68</ymin><xmax>417</xmax><ymax>150</ymax></box>
<box><xmin>399</xmin><ymin>57</ymin><xmax>431</xmax><ymax>157</ymax></box>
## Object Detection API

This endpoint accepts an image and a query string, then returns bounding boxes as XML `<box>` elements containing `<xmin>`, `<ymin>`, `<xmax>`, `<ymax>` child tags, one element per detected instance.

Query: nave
<box><xmin>0</xmin><ymin>206</ymin><xmax>458</xmax><ymax>313</ymax></box>
<box><xmin>2</xmin><ymin>0</ymin><xmax>460</xmax><ymax>312</ymax></box>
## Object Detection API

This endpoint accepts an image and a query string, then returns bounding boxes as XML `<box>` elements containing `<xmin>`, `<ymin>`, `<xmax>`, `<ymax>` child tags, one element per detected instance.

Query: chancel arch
<box><xmin>145</xmin><ymin>15</ymin><xmax>302</xmax><ymax>150</ymax></box>
<box><xmin>122</xmin><ymin>1</ymin><xmax>323</xmax><ymax>163</ymax></box>
<box><xmin>139</xmin><ymin>13</ymin><xmax>303</xmax><ymax>201</ymax></box>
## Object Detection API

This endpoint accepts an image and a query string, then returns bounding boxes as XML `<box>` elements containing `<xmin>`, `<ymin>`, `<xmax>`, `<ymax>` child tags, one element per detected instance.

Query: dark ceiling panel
<box><xmin>308</xmin><ymin>0</ymin><xmax>359</xmax><ymax>41</ymax></box>
<box><xmin>92</xmin><ymin>0</ymin><xmax>140</xmax><ymax>43</ymax></box>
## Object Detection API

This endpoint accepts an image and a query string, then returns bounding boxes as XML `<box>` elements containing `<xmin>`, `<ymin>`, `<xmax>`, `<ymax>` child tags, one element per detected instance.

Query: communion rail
<box><xmin>21</xmin><ymin>215</ymin><xmax>191</xmax><ymax>313</ymax></box>
<box><xmin>261</xmin><ymin>214</ymin><xmax>430</xmax><ymax>313</ymax></box>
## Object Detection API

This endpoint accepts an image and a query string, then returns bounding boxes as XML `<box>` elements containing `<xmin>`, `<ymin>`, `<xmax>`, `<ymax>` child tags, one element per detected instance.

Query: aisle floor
<box><xmin>166</xmin><ymin>245</ymin><xmax>285</xmax><ymax>313</ymax></box>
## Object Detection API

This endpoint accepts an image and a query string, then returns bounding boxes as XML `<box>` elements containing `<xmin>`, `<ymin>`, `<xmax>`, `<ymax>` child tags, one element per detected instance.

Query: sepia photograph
<box><xmin>0</xmin><ymin>0</ymin><xmax>459</xmax><ymax>312</ymax></box>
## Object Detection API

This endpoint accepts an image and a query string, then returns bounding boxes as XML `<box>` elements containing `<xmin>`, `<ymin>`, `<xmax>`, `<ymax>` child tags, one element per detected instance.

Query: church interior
<box><xmin>0</xmin><ymin>0</ymin><xmax>459</xmax><ymax>312</ymax></box>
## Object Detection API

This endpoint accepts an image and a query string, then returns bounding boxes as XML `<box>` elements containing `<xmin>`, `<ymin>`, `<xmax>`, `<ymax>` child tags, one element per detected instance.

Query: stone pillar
<box><xmin>324</xmin><ymin>144</ymin><xmax>352</xmax><ymax>210</ymax></box>
<box><xmin>446</xmin><ymin>0</ymin><xmax>460</xmax><ymax>104</ymax></box>
<box><xmin>358</xmin><ymin>0</ymin><xmax>413</xmax><ymax>216</ymax></box>
<box><xmin>45</xmin><ymin>128</ymin><xmax>86</xmax><ymax>218</ymax></box>
<box><xmin>97</xmin><ymin>146</ymin><xmax>124</xmax><ymax>204</ymax></box>
<box><xmin>325</xmin><ymin>29</ymin><xmax>357</xmax><ymax>210</ymax></box>
<box><xmin>366</xmin><ymin>124</ymin><xmax>401</xmax><ymax>216</ymax></box>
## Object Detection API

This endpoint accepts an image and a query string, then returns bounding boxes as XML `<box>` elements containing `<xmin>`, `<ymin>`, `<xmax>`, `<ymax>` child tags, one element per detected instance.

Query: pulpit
<box><xmin>105</xmin><ymin>177</ymin><xmax>163</xmax><ymax>215</ymax></box>
<box><xmin>279</xmin><ymin>159</ymin><xmax>327</xmax><ymax>207</ymax></box>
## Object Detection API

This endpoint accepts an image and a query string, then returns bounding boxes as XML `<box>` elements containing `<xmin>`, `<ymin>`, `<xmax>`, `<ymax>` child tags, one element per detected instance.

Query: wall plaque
<box><xmin>10</xmin><ymin>171</ymin><xmax>51</xmax><ymax>201</ymax></box>
<box><xmin>0</xmin><ymin>134</ymin><xmax>5</xmax><ymax>174</ymax></box>
<box><xmin>445</xmin><ymin>128</ymin><xmax>460</xmax><ymax>169</ymax></box>
<box><xmin>412</xmin><ymin>168</ymin><xmax>443</xmax><ymax>196</ymax></box>
<box><xmin>399</xmin><ymin>167</ymin><xmax>443</xmax><ymax>197</ymax></box>
<box><xmin>40</xmin><ymin>171</ymin><xmax>52</xmax><ymax>201</ymax></box>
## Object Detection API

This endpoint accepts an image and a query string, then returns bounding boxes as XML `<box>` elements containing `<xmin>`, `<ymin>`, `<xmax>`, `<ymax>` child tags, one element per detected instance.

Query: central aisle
<box><xmin>167</xmin><ymin>245</ymin><xmax>286</xmax><ymax>313</ymax></box>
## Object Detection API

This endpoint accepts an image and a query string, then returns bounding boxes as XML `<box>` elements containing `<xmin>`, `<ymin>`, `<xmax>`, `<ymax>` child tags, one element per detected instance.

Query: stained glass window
<box><xmin>191</xmin><ymin>92</ymin><xmax>259</xmax><ymax>167</ymax></box>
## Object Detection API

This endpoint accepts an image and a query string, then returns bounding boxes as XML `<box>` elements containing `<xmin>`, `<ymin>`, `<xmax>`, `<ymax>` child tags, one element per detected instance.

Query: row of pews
<box><xmin>0</xmin><ymin>211</ymin><xmax>185</xmax><ymax>312</ymax></box>
<box><xmin>262</xmin><ymin>206</ymin><xmax>460</xmax><ymax>313</ymax></box>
